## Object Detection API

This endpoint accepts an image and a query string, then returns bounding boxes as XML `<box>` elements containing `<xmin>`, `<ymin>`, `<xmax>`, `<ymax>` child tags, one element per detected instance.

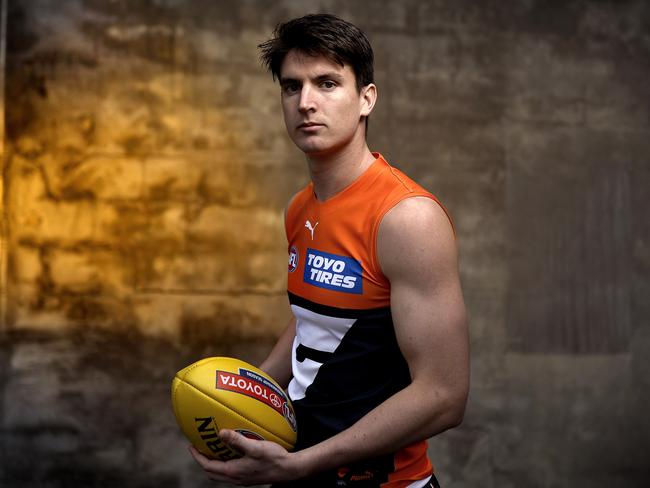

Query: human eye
<box><xmin>282</xmin><ymin>82</ymin><xmax>300</xmax><ymax>95</ymax></box>
<box><xmin>320</xmin><ymin>80</ymin><xmax>337</xmax><ymax>90</ymax></box>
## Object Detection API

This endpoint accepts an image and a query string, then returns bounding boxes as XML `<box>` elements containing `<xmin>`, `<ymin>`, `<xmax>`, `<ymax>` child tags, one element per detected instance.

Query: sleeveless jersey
<box><xmin>285</xmin><ymin>153</ymin><xmax>449</xmax><ymax>487</ymax></box>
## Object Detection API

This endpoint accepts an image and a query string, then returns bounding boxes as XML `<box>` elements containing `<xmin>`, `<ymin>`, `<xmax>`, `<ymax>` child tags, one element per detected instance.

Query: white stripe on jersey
<box><xmin>408</xmin><ymin>476</ymin><xmax>433</xmax><ymax>488</ymax></box>
<box><xmin>287</xmin><ymin>304</ymin><xmax>355</xmax><ymax>401</ymax></box>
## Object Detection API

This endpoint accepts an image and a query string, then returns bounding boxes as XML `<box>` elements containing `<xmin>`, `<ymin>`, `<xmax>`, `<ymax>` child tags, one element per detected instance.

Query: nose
<box><xmin>298</xmin><ymin>85</ymin><xmax>316</xmax><ymax>113</ymax></box>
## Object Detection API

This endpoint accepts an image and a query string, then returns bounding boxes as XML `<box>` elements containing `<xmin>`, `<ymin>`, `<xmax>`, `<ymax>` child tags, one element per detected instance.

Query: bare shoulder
<box><xmin>380</xmin><ymin>196</ymin><xmax>454</xmax><ymax>240</ymax></box>
<box><xmin>377</xmin><ymin>196</ymin><xmax>457</xmax><ymax>281</ymax></box>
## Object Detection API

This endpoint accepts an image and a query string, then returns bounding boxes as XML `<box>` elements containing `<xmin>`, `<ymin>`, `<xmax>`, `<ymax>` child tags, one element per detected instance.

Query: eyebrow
<box><xmin>279</xmin><ymin>71</ymin><xmax>345</xmax><ymax>86</ymax></box>
<box><xmin>279</xmin><ymin>76</ymin><xmax>298</xmax><ymax>87</ymax></box>
<box><xmin>314</xmin><ymin>72</ymin><xmax>344</xmax><ymax>83</ymax></box>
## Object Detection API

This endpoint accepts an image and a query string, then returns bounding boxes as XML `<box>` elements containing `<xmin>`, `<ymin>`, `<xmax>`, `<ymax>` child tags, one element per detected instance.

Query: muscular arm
<box><xmin>291</xmin><ymin>197</ymin><xmax>469</xmax><ymax>470</ymax></box>
<box><xmin>379</xmin><ymin>196</ymin><xmax>469</xmax><ymax>439</ymax></box>
<box><xmin>190</xmin><ymin>196</ymin><xmax>470</xmax><ymax>484</ymax></box>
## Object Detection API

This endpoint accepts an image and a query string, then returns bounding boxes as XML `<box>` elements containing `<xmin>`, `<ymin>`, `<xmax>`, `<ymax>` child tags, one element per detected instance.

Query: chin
<box><xmin>293</xmin><ymin>139</ymin><xmax>329</xmax><ymax>156</ymax></box>
<box><xmin>303</xmin><ymin>145</ymin><xmax>339</xmax><ymax>158</ymax></box>
<box><xmin>294</xmin><ymin>137</ymin><xmax>351</xmax><ymax>158</ymax></box>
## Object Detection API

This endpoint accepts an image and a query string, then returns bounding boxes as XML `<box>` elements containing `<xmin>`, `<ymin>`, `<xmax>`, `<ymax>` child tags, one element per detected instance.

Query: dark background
<box><xmin>1</xmin><ymin>1</ymin><xmax>649</xmax><ymax>487</ymax></box>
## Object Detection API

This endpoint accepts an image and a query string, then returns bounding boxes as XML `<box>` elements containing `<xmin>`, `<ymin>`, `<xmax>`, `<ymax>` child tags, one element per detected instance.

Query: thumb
<box><xmin>219</xmin><ymin>429</ymin><xmax>252</xmax><ymax>454</ymax></box>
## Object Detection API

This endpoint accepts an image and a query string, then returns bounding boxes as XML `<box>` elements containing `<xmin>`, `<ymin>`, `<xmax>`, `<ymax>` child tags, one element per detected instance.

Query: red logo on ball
<box><xmin>235</xmin><ymin>429</ymin><xmax>265</xmax><ymax>440</ymax></box>
<box><xmin>216</xmin><ymin>370</ymin><xmax>288</xmax><ymax>419</ymax></box>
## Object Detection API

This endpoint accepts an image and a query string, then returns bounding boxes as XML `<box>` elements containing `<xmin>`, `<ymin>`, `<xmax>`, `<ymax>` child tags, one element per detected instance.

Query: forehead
<box><xmin>279</xmin><ymin>49</ymin><xmax>355</xmax><ymax>81</ymax></box>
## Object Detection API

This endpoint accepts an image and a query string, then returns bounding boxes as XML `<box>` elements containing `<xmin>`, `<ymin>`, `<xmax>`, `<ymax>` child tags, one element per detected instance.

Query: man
<box><xmin>190</xmin><ymin>14</ymin><xmax>469</xmax><ymax>487</ymax></box>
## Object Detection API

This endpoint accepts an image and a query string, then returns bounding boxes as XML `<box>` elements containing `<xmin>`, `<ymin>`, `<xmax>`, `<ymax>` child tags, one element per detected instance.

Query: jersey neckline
<box><xmin>308</xmin><ymin>152</ymin><xmax>387</xmax><ymax>209</ymax></box>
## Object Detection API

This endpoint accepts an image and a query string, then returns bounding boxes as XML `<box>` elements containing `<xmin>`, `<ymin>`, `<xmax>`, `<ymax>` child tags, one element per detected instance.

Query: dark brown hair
<box><xmin>258</xmin><ymin>13</ymin><xmax>374</xmax><ymax>92</ymax></box>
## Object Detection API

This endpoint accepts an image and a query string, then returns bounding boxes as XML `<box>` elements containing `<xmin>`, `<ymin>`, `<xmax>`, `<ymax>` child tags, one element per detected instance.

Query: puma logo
<box><xmin>305</xmin><ymin>220</ymin><xmax>319</xmax><ymax>240</ymax></box>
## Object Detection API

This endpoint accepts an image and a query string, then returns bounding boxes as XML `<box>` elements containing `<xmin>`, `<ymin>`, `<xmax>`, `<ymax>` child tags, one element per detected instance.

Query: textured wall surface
<box><xmin>1</xmin><ymin>1</ymin><xmax>649</xmax><ymax>487</ymax></box>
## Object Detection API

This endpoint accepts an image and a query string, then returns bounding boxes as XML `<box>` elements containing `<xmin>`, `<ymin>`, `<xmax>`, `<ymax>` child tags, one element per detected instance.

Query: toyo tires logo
<box><xmin>303</xmin><ymin>248</ymin><xmax>363</xmax><ymax>294</ymax></box>
<box><xmin>216</xmin><ymin>369</ymin><xmax>297</xmax><ymax>432</ymax></box>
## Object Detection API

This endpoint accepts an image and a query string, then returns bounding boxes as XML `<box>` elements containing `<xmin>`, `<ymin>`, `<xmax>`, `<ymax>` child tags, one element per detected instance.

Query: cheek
<box><xmin>281</xmin><ymin>102</ymin><xmax>295</xmax><ymax>128</ymax></box>
<box><xmin>335</xmin><ymin>92</ymin><xmax>362</xmax><ymax>116</ymax></box>
<box><xmin>338</xmin><ymin>101</ymin><xmax>362</xmax><ymax>127</ymax></box>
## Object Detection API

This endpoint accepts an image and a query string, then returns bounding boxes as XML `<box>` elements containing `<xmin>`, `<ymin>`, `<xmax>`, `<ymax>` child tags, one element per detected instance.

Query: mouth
<box><xmin>297</xmin><ymin>122</ymin><xmax>325</xmax><ymax>130</ymax></box>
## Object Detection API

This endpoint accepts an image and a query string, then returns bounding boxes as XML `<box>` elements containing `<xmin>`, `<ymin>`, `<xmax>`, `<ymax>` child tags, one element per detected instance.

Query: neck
<box><xmin>306</xmin><ymin>135</ymin><xmax>376</xmax><ymax>202</ymax></box>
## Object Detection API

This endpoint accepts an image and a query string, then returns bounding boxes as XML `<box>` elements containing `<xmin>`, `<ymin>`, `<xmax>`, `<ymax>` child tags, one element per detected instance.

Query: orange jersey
<box><xmin>285</xmin><ymin>153</ymin><xmax>449</xmax><ymax>487</ymax></box>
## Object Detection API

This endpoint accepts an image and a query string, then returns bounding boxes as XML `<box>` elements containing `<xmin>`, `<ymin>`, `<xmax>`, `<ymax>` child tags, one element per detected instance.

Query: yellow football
<box><xmin>171</xmin><ymin>356</ymin><xmax>297</xmax><ymax>460</ymax></box>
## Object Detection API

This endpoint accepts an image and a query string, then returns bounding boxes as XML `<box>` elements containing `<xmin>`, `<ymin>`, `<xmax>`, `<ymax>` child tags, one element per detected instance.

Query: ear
<box><xmin>359</xmin><ymin>83</ymin><xmax>377</xmax><ymax>117</ymax></box>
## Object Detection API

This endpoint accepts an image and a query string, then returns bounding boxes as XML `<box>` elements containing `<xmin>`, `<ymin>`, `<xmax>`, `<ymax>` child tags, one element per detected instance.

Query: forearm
<box><xmin>259</xmin><ymin>317</ymin><xmax>295</xmax><ymax>388</ymax></box>
<box><xmin>187</xmin><ymin>374</ymin><xmax>465</xmax><ymax>486</ymax></box>
<box><xmin>293</xmin><ymin>378</ymin><xmax>466</xmax><ymax>478</ymax></box>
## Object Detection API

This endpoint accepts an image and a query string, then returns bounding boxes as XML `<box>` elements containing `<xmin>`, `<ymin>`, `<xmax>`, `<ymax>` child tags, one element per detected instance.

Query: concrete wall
<box><xmin>1</xmin><ymin>1</ymin><xmax>649</xmax><ymax>487</ymax></box>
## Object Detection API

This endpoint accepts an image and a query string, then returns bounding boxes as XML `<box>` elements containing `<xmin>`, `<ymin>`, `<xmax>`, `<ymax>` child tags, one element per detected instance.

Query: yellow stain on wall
<box><xmin>2</xmin><ymin>50</ymin><xmax>299</xmax><ymax>341</ymax></box>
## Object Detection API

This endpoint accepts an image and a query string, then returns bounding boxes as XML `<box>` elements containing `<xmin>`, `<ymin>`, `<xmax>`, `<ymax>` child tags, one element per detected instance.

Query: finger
<box><xmin>189</xmin><ymin>446</ymin><xmax>228</xmax><ymax>472</ymax></box>
<box><xmin>188</xmin><ymin>445</ymin><xmax>212</xmax><ymax>469</ymax></box>
<box><xmin>218</xmin><ymin>429</ymin><xmax>243</xmax><ymax>448</ymax></box>
<box><xmin>219</xmin><ymin>429</ymin><xmax>257</xmax><ymax>456</ymax></box>
<box><xmin>189</xmin><ymin>446</ymin><xmax>239</xmax><ymax>483</ymax></box>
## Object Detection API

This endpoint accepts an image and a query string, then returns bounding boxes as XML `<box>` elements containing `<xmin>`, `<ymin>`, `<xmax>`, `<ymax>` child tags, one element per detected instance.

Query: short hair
<box><xmin>258</xmin><ymin>13</ymin><xmax>374</xmax><ymax>92</ymax></box>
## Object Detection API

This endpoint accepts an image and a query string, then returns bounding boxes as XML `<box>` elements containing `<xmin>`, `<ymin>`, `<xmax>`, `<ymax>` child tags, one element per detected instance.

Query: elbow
<box><xmin>447</xmin><ymin>402</ymin><xmax>466</xmax><ymax>429</ymax></box>
<box><xmin>412</xmin><ymin>375</ymin><xmax>469</xmax><ymax>436</ymax></box>
<box><xmin>444</xmin><ymin>378</ymin><xmax>469</xmax><ymax>429</ymax></box>
<box><xmin>429</xmin><ymin>390</ymin><xmax>468</xmax><ymax>434</ymax></box>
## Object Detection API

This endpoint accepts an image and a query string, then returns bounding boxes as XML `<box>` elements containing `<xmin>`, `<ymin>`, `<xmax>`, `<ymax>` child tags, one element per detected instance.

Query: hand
<box><xmin>189</xmin><ymin>429</ymin><xmax>302</xmax><ymax>486</ymax></box>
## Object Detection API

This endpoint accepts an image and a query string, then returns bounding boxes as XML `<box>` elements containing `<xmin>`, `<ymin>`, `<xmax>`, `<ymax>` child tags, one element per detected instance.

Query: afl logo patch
<box><xmin>288</xmin><ymin>246</ymin><xmax>299</xmax><ymax>273</ymax></box>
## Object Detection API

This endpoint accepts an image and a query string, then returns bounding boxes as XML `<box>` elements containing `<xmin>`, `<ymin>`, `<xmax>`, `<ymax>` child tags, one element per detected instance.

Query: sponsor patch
<box><xmin>216</xmin><ymin>368</ymin><xmax>297</xmax><ymax>432</ymax></box>
<box><xmin>303</xmin><ymin>248</ymin><xmax>363</xmax><ymax>294</ymax></box>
